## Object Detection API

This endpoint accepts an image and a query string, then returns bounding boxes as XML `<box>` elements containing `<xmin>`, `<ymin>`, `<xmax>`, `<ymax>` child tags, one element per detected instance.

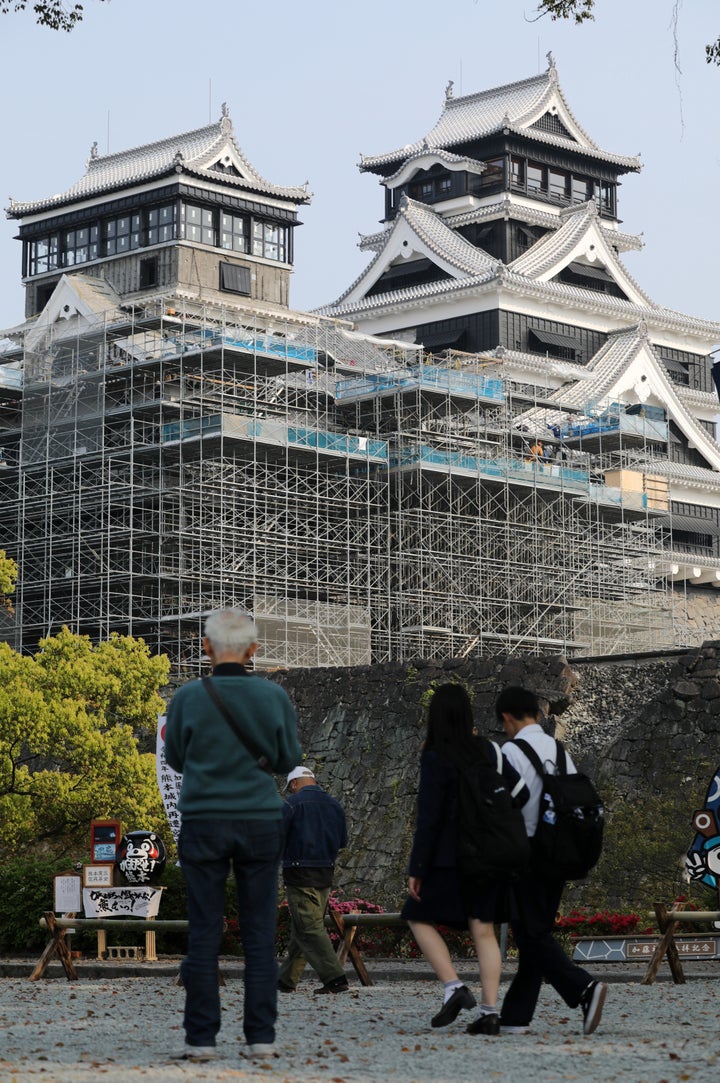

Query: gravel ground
<box><xmin>0</xmin><ymin>966</ymin><xmax>718</xmax><ymax>1083</ymax></box>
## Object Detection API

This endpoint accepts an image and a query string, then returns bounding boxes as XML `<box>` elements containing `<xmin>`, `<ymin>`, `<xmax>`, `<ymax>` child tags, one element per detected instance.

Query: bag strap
<box><xmin>488</xmin><ymin>739</ymin><xmax>503</xmax><ymax>774</ymax></box>
<box><xmin>513</xmin><ymin>737</ymin><xmax>547</xmax><ymax>778</ymax></box>
<box><xmin>202</xmin><ymin>676</ymin><xmax>272</xmax><ymax>775</ymax></box>
<box><xmin>554</xmin><ymin>739</ymin><xmax>569</xmax><ymax>776</ymax></box>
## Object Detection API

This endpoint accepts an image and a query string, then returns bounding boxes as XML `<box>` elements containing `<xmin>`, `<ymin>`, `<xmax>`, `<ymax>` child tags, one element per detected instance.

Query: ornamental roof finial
<box><xmin>445</xmin><ymin>79</ymin><xmax>454</xmax><ymax>102</ymax></box>
<box><xmin>90</xmin><ymin>141</ymin><xmax>98</xmax><ymax>160</ymax></box>
<box><xmin>546</xmin><ymin>50</ymin><xmax>555</xmax><ymax>69</ymax></box>
<box><xmin>221</xmin><ymin>102</ymin><xmax>229</xmax><ymax>118</ymax></box>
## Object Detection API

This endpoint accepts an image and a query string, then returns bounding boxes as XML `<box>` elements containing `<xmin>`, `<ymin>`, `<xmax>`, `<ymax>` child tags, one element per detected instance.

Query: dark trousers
<box><xmin>179</xmin><ymin>817</ymin><xmax>284</xmax><ymax>1047</ymax></box>
<box><xmin>501</xmin><ymin>875</ymin><xmax>592</xmax><ymax>1027</ymax></box>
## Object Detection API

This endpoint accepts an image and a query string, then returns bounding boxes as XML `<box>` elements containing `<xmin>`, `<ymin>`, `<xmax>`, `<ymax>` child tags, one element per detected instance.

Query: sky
<box><xmin>0</xmin><ymin>0</ymin><xmax>718</xmax><ymax>335</ymax></box>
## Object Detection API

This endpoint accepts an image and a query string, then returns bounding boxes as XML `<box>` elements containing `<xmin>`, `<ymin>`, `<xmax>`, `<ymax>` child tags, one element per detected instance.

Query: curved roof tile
<box><xmin>360</xmin><ymin>62</ymin><xmax>640</xmax><ymax>172</ymax></box>
<box><xmin>7</xmin><ymin>112</ymin><xmax>310</xmax><ymax>217</ymax></box>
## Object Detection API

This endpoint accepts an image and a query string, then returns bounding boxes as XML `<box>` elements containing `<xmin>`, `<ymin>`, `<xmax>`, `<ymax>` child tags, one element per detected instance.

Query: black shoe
<box><xmin>277</xmin><ymin>979</ymin><xmax>295</xmax><ymax>993</ymax></box>
<box><xmin>313</xmin><ymin>975</ymin><xmax>349</xmax><ymax>995</ymax></box>
<box><xmin>431</xmin><ymin>985</ymin><xmax>476</xmax><ymax>1028</ymax></box>
<box><xmin>466</xmin><ymin>1012</ymin><xmax>500</xmax><ymax>1036</ymax></box>
<box><xmin>580</xmin><ymin>980</ymin><xmax>607</xmax><ymax>1035</ymax></box>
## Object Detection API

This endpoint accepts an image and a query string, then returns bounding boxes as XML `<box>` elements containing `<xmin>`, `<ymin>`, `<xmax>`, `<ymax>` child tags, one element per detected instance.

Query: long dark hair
<box><xmin>424</xmin><ymin>683</ymin><xmax>477</xmax><ymax>760</ymax></box>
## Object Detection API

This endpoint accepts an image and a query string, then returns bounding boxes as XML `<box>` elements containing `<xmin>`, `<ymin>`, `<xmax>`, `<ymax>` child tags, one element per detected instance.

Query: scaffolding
<box><xmin>0</xmin><ymin>295</ymin><xmax>710</xmax><ymax>674</ymax></box>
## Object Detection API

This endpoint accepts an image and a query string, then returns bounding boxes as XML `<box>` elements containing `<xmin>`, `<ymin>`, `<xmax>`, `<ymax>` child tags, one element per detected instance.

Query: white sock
<box><xmin>479</xmin><ymin>1003</ymin><xmax>497</xmax><ymax>1015</ymax></box>
<box><xmin>443</xmin><ymin>980</ymin><xmax>463</xmax><ymax>1003</ymax></box>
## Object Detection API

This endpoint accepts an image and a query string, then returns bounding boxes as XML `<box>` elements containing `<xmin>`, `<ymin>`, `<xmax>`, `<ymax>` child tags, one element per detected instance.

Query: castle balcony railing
<box><xmin>335</xmin><ymin>365</ymin><xmax>504</xmax><ymax>404</ymax></box>
<box><xmin>556</xmin><ymin>404</ymin><xmax>668</xmax><ymax>444</ymax></box>
<box><xmin>160</xmin><ymin>413</ymin><xmax>388</xmax><ymax>462</ymax></box>
<box><xmin>388</xmin><ymin>446</ymin><xmax>648</xmax><ymax>510</ymax></box>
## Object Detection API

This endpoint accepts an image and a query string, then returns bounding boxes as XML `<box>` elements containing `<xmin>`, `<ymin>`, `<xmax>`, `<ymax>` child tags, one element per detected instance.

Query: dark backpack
<box><xmin>514</xmin><ymin>738</ymin><xmax>604</xmax><ymax>881</ymax></box>
<box><xmin>453</xmin><ymin>740</ymin><xmax>531</xmax><ymax>888</ymax></box>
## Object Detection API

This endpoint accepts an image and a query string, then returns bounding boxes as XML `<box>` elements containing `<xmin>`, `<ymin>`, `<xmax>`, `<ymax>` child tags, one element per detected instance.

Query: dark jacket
<box><xmin>282</xmin><ymin>784</ymin><xmax>348</xmax><ymax>869</ymax></box>
<box><xmin>407</xmin><ymin>740</ymin><xmax>528</xmax><ymax>878</ymax></box>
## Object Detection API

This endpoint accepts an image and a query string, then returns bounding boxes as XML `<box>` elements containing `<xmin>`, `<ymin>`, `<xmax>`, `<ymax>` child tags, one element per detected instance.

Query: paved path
<box><xmin>0</xmin><ymin>965</ymin><xmax>717</xmax><ymax>1082</ymax></box>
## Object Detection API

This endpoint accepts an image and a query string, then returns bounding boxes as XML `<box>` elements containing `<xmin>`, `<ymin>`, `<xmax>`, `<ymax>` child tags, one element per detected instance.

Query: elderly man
<box><xmin>277</xmin><ymin>766</ymin><xmax>349</xmax><ymax>994</ymax></box>
<box><xmin>165</xmin><ymin>609</ymin><xmax>301</xmax><ymax>1061</ymax></box>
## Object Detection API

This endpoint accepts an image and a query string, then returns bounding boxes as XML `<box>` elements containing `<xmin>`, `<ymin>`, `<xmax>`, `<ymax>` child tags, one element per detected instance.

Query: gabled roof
<box><xmin>518</xmin><ymin>324</ymin><xmax>720</xmax><ymax>472</ymax></box>
<box><xmin>359</xmin><ymin>196</ymin><xmax>643</xmax><ymax>255</ymax></box>
<box><xmin>7</xmin><ymin>108</ymin><xmax>310</xmax><ymax>218</ymax></box>
<box><xmin>508</xmin><ymin>201</ymin><xmax>651</xmax><ymax>306</ymax></box>
<box><xmin>360</xmin><ymin>58</ymin><xmax>641</xmax><ymax>173</ymax></box>
<box><xmin>24</xmin><ymin>274</ymin><xmax>124</xmax><ymax>347</ymax></box>
<box><xmin>329</xmin><ymin>196</ymin><xmax>498</xmax><ymax>307</ymax></box>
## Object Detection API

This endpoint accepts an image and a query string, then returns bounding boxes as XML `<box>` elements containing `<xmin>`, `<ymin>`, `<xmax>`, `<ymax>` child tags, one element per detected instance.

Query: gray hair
<box><xmin>204</xmin><ymin>609</ymin><xmax>258</xmax><ymax>655</ymax></box>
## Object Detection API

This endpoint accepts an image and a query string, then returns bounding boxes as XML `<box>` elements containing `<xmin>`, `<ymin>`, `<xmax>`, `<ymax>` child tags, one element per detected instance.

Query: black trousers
<box><xmin>501</xmin><ymin>875</ymin><xmax>592</xmax><ymax>1027</ymax></box>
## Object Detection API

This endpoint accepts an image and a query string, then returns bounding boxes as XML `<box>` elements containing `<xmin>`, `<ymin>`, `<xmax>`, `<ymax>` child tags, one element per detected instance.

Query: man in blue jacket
<box><xmin>277</xmin><ymin>766</ymin><xmax>349</xmax><ymax>994</ymax></box>
<box><xmin>165</xmin><ymin>609</ymin><xmax>302</xmax><ymax>1061</ymax></box>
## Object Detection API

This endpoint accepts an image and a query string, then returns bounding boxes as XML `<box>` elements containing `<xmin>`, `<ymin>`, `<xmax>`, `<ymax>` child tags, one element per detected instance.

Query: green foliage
<box><xmin>0</xmin><ymin>0</ymin><xmax>107</xmax><ymax>32</ymax></box>
<box><xmin>0</xmin><ymin>854</ymin><xmax>69</xmax><ymax>951</ymax></box>
<box><xmin>418</xmin><ymin>677</ymin><xmax>473</xmax><ymax>712</ymax></box>
<box><xmin>0</xmin><ymin>549</ymin><xmax>17</xmax><ymax>611</ymax></box>
<box><xmin>0</xmin><ymin>627</ymin><xmax>171</xmax><ymax>859</ymax></box>
<box><xmin>536</xmin><ymin>1</ymin><xmax>718</xmax><ymax>66</ymax></box>
<box><xmin>568</xmin><ymin>784</ymin><xmax>699</xmax><ymax>912</ymax></box>
<box><xmin>535</xmin><ymin>0</ymin><xmax>595</xmax><ymax>23</ymax></box>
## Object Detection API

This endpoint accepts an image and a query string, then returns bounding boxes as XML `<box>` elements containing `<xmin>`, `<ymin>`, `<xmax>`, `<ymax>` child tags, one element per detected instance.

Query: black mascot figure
<box><xmin>117</xmin><ymin>830</ymin><xmax>167</xmax><ymax>884</ymax></box>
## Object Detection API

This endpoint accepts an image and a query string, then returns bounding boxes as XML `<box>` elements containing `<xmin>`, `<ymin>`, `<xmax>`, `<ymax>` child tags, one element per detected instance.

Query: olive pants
<box><xmin>278</xmin><ymin>884</ymin><xmax>345</xmax><ymax>989</ymax></box>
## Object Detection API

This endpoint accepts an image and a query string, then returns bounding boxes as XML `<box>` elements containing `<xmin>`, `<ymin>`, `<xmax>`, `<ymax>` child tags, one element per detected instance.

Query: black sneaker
<box><xmin>466</xmin><ymin>1012</ymin><xmax>500</xmax><ymax>1036</ymax></box>
<box><xmin>431</xmin><ymin>985</ymin><xmax>476</xmax><ymax>1028</ymax></box>
<box><xmin>313</xmin><ymin>975</ymin><xmax>349</xmax><ymax>995</ymax></box>
<box><xmin>580</xmin><ymin>980</ymin><xmax>607</xmax><ymax>1035</ymax></box>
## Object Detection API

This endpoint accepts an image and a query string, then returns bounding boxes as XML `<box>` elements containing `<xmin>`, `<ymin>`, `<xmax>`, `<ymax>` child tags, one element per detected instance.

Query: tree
<box><xmin>0</xmin><ymin>550</ymin><xmax>17</xmax><ymax>611</ymax></box>
<box><xmin>0</xmin><ymin>0</ymin><xmax>106</xmax><ymax>32</ymax></box>
<box><xmin>535</xmin><ymin>1</ymin><xmax>719</xmax><ymax>65</ymax></box>
<box><xmin>0</xmin><ymin>627</ymin><xmax>171</xmax><ymax>858</ymax></box>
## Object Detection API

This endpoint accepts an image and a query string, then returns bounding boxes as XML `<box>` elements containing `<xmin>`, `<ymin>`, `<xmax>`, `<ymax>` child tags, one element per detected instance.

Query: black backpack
<box><xmin>453</xmin><ymin>740</ymin><xmax>531</xmax><ymax>888</ymax></box>
<box><xmin>514</xmin><ymin>738</ymin><xmax>604</xmax><ymax>881</ymax></box>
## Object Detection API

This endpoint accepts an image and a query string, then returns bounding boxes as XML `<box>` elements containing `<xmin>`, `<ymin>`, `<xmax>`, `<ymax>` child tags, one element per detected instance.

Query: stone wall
<box><xmin>273</xmin><ymin>654</ymin><xmax>578</xmax><ymax>907</ymax></box>
<box><xmin>679</xmin><ymin>586</ymin><xmax>720</xmax><ymax>647</ymax></box>
<box><xmin>272</xmin><ymin>643</ymin><xmax>720</xmax><ymax>908</ymax></box>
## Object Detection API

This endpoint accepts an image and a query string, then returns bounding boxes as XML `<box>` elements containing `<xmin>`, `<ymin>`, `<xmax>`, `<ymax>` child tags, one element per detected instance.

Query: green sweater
<box><xmin>165</xmin><ymin>673</ymin><xmax>302</xmax><ymax>820</ymax></box>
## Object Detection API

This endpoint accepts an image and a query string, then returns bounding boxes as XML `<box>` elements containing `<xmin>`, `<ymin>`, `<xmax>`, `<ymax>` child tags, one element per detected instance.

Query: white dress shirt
<box><xmin>501</xmin><ymin>723</ymin><xmax>577</xmax><ymax>837</ymax></box>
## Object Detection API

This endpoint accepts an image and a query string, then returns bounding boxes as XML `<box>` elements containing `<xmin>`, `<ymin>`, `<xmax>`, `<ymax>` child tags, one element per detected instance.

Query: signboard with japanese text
<box><xmin>574</xmin><ymin>936</ymin><xmax>720</xmax><ymax>962</ymax></box>
<box><xmin>83</xmin><ymin>864</ymin><xmax>115</xmax><ymax>888</ymax></box>
<box><xmin>156</xmin><ymin>714</ymin><xmax>182</xmax><ymax>844</ymax></box>
<box><xmin>82</xmin><ymin>886</ymin><xmax>164</xmax><ymax>919</ymax></box>
<box><xmin>54</xmin><ymin>873</ymin><xmax>82</xmax><ymax>914</ymax></box>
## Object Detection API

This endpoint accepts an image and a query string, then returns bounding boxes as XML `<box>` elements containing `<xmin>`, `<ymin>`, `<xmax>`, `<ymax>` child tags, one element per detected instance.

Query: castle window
<box><xmin>180</xmin><ymin>204</ymin><xmax>217</xmax><ymax>246</ymax></box>
<box><xmin>527</xmin><ymin>161</ymin><xmax>546</xmax><ymax>194</ymax></box>
<box><xmin>29</xmin><ymin>233</ymin><xmax>60</xmax><ymax>274</ymax></box>
<box><xmin>571</xmin><ymin>175</ymin><xmax>591</xmax><ymax>203</ymax></box>
<box><xmin>62</xmin><ymin>225</ymin><xmax>99</xmax><ymax>267</ymax></box>
<box><xmin>220</xmin><ymin>263</ymin><xmax>251</xmax><ymax>295</ymax></box>
<box><xmin>221</xmin><ymin>212</ymin><xmax>248</xmax><ymax>253</ymax></box>
<box><xmin>252</xmin><ymin>220</ymin><xmax>287</xmax><ymax>262</ymax></box>
<box><xmin>104</xmin><ymin>214</ymin><xmax>141</xmax><ymax>255</ymax></box>
<box><xmin>595</xmin><ymin>183</ymin><xmax>615</xmax><ymax>216</ymax></box>
<box><xmin>510</xmin><ymin>157</ymin><xmax>525</xmax><ymax>187</ymax></box>
<box><xmin>408</xmin><ymin>173</ymin><xmax>453</xmax><ymax>202</ymax></box>
<box><xmin>147</xmin><ymin>204</ymin><xmax>176</xmax><ymax>245</ymax></box>
<box><xmin>548</xmin><ymin>170</ymin><xmax>568</xmax><ymax>201</ymax></box>
<box><xmin>480</xmin><ymin>157</ymin><xmax>504</xmax><ymax>190</ymax></box>
<box><xmin>139</xmin><ymin>257</ymin><xmax>158</xmax><ymax>289</ymax></box>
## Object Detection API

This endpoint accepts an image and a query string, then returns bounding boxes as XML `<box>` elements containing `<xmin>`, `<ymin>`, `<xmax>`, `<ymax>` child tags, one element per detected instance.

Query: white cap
<box><xmin>283</xmin><ymin>766</ymin><xmax>315</xmax><ymax>791</ymax></box>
